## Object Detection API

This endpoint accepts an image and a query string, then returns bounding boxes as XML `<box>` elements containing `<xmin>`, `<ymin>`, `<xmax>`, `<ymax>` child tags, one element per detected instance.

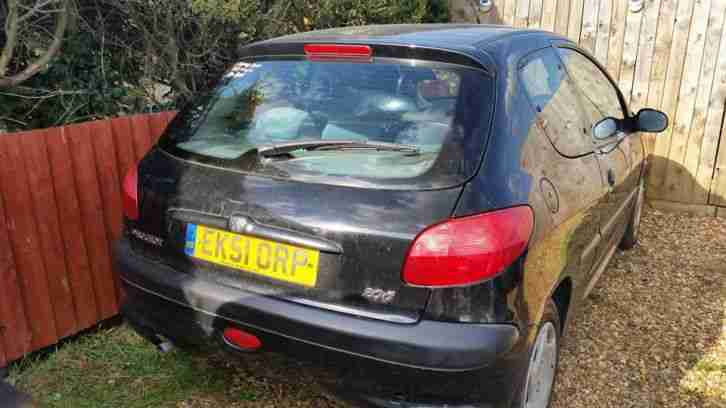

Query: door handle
<box><xmin>607</xmin><ymin>169</ymin><xmax>616</xmax><ymax>187</ymax></box>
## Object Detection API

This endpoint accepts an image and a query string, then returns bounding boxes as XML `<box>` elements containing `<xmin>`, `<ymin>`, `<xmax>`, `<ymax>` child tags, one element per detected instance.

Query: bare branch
<box><xmin>0</xmin><ymin>0</ymin><xmax>20</xmax><ymax>76</ymax></box>
<box><xmin>0</xmin><ymin>0</ymin><xmax>70</xmax><ymax>89</ymax></box>
<box><xmin>17</xmin><ymin>0</ymin><xmax>64</xmax><ymax>23</ymax></box>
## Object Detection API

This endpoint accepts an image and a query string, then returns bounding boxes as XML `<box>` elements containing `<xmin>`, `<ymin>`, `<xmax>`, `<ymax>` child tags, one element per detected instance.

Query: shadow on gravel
<box><xmin>553</xmin><ymin>157</ymin><xmax>726</xmax><ymax>408</ymax></box>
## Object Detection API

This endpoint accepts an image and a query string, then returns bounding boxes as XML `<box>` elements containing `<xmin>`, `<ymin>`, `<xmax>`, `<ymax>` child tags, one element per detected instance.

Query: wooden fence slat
<box><xmin>66</xmin><ymin>123</ymin><xmax>118</xmax><ymax>320</ymax></box>
<box><xmin>0</xmin><ymin>134</ymin><xmax>58</xmax><ymax>350</ymax></box>
<box><xmin>148</xmin><ymin>112</ymin><xmax>170</xmax><ymax>144</ymax></box>
<box><xmin>541</xmin><ymin>0</ymin><xmax>557</xmax><ymax>31</ymax></box>
<box><xmin>89</xmin><ymin>120</ymin><xmax>124</xmax><ymax>300</ymax></box>
<box><xmin>503</xmin><ymin>0</ymin><xmax>517</xmax><ymax>25</ymax></box>
<box><xmin>630</xmin><ymin>0</ymin><xmax>662</xmax><ymax>113</ymax></box>
<box><xmin>646</xmin><ymin>0</ymin><xmax>679</xmax><ymax>109</ymax></box>
<box><xmin>711</xmin><ymin>132</ymin><xmax>726</xmax><ymax>206</ymax></box>
<box><xmin>45</xmin><ymin>127</ymin><xmax>99</xmax><ymax>330</ymax></box>
<box><xmin>130</xmin><ymin>114</ymin><xmax>153</xmax><ymax>161</ymax></box>
<box><xmin>594</xmin><ymin>0</ymin><xmax>612</xmax><ymax>64</ymax></box>
<box><xmin>554</xmin><ymin>0</ymin><xmax>571</xmax><ymax>36</ymax></box>
<box><xmin>20</xmin><ymin>131</ymin><xmax>77</xmax><ymax>339</ymax></box>
<box><xmin>605</xmin><ymin>0</ymin><xmax>628</xmax><ymax>81</ymax></box>
<box><xmin>663</xmin><ymin>0</ymin><xmax>712</xmax><ymax>200</ymax></box>
<box><xmin>0</xmin><ymin>163</ymin><xmax>31</xmax><ymax>362</ymax></box>
<box><xmin>580</xmin><ymin>0</ymin><xmax>600</xmax><ymax>53</ymax></box>
<box><xmin>567</xmin><ymin>0</ymin><xmax>585</xmax><ymax>42</ymax></box>
<box><xmin>685</xmin><ymin>0</ymin><xmax>726</xmax><ymax>204</ymax></box>
<box><xmin>649</xmin><ymin>0</ymin><xmax>696</xmax><ymax>198</ymax></box>
<box><xmin>111</xmin><ymin>116</ymin><xmax>138</xmax><ymax>188</ymax></box>
<box><xmin>702</xmin><ymin>4</ymin><xmax>726</xmax><ymax>206</ymax></box>
<box><xmin>515</xmin><ymin>0</ymin><xmax>531</xmax><ymax>28</ymax></box>
<box><xmin>528</xmin><ymin>0</ymin><xmax>544</xmax><ymax>28</ymax></box>
<box><xmin>90</xmin><ymin>121</ymin><xmax>124</xmax><ymax>243</ymax></box>
<box><xmin>618</xmin><ymin>3</ymin><xmax>644</xmax><ymax>107</ymax></box>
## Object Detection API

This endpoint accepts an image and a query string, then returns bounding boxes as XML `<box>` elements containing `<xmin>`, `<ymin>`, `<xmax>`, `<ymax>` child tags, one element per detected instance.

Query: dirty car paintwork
<box><xmin>118</xmin><ymin>24</ymin><xmax>653</xmax><ymax>407</ymax></box>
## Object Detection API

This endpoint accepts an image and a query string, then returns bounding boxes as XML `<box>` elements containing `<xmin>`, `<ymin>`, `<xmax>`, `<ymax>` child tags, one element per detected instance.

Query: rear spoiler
<box><xmin>237</xmin><ymin>41</ymin><xmax>494</xmax><ymax>75</ymax></box>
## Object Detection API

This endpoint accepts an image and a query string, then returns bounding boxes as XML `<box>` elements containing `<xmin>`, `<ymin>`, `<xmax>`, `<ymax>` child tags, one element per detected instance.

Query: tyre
<box><xmin>620</xmin><ymin>179</ymin><xmax>644</xmax><ymax>250</ymax></box>
<box><xmin>515</xmin><ymin>299</ymin><xmax>561</xmax><ymax>408</ymax></box>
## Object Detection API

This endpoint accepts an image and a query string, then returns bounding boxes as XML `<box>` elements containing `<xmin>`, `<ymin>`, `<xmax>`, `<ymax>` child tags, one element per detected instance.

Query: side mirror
<box><xmin>635</xmin><ymin>108</ymin><xmax>668</xmax><ymax>133</ymax></box>
<box><xmin>593</xmin><ymin>117</ymin><xmax>618</xmax><ymax>140</ymax></box>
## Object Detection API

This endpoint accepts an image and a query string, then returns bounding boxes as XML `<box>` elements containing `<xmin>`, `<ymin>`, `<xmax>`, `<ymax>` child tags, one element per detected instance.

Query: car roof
<box><xmin>252</xmin><ymin>24</ymin><xmax>568</xmax><ymax>71</ymax></box>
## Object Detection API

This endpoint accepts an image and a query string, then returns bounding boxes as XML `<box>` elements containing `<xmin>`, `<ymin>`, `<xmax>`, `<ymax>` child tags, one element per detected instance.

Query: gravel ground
<box><xmin>12</xmin><ymin>207</ymin><xmax>726</xmax><ymax>407</ymax></box>
<box><xmin>551</xmin><ymin>207</ymin><xmax>726</xmax><ymax>408</ymax></box>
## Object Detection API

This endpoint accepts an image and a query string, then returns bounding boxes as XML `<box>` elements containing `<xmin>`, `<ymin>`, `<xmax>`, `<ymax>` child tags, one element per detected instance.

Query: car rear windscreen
<box><xmin>158</xmin><ymin>58</ymin><xmax>493</xmax><ymax>189</ymax></box>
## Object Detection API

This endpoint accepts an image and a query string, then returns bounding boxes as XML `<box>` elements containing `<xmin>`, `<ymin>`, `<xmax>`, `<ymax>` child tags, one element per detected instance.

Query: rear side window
<box><xmin>159</xmin><ymin>58</ymin><xmax>493</xmax><ymax>189</ymax></box>
<box><xmin>519</xmin><ymin>48</ymin><xmax>592</xmax><ymax>157</ymax></box>
<box><xmin>557</xmin><ymin>48</ymin><xmax>625</xmax><ymax>131</ymax></box>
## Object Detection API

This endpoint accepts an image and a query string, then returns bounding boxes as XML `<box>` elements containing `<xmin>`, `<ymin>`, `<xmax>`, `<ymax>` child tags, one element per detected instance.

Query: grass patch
<box><xmin>9</xmin><ymin>325</ymin><xmax>232</xmax><ymax>408</ymax></box>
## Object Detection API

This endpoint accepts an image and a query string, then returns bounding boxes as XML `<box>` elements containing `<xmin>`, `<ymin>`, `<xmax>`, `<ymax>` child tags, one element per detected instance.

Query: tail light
<box><xmin>122</xmin><ymin>164</ymin><xmax>139</xmax><ymax>220</ymax></box>
<box><xmin>304</xmin><ymin>44</ymin><xmax>372</xmax><ymax>61</ymax></box>
<box><xmin>402</xmin><ymin>206</ymin><xmax>534</xmax><ymax>287</ymax></box>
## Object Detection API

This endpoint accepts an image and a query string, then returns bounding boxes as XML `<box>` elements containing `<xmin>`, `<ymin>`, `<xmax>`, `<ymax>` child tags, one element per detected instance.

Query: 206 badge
<box><xmin>362</xmin><ymin>288</ymin><xmax>396</xmax><ymax>304</ymax></box>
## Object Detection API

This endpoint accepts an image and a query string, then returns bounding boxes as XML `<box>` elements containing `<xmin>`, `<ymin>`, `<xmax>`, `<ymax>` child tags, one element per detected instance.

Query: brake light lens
<box><xmin>223</xmin><ymin>327</ymin><xmax>262</xmax><ymax>351</ymax></box>
<box><xmin>402</xmin><ymin>206</ymin><xmax>534</xmax><ymax>287</ymax></box>
<box><xmin>304</xmin><ymin>44</ymin><xmax>372</xmax><ymax>61</ymax></box>
<box><xmin>122</xmin><ymin>164</ymin><xmax>139</xmax><ymax>220</ymax></box>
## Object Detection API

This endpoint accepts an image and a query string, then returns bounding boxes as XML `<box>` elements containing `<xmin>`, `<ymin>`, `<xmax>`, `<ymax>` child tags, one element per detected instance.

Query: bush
<box><xmin>0</xmin><ymin>0</ymin><xmax>449</xmax><ymax>132</ymax></box>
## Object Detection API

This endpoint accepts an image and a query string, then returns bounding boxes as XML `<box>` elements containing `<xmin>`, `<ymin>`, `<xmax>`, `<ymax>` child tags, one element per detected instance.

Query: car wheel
<box><xmin>516</xmin><ymin>299</ymin><xmax>561</xmax><ymax>408</ymax></box>
<box><xmin>620</xmin><ymin>179</ymin><xmax>644</xmax><ymax>250</ymax></box>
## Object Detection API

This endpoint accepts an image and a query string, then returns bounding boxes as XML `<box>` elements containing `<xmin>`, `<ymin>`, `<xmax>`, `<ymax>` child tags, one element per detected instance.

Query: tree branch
<box><xmin>0</xmin><ymin>0</ymin><xmax>20</xmax><ymax>76</ymax></box>
<box><xmin>0</xmin><ymin>0</ymin><xmax>70</xmax><ymax>89</ymax></box>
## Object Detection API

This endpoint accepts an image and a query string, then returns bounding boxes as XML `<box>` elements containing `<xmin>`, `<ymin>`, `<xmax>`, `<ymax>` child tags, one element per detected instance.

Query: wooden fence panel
<box><xmin>130</xmin><ymin>115</ymin><xmax>153</xmax><ymax>162</ymax></box>
<box><xmin>663</xmin><ymin>0</ymin><xmax>712</xmax><ymax>201</ymax></box>
<box><xmin>90</xmin><ymin>120</ymin><xmax>124</xmax><ymax>245</ymax></box>
<box><xmin>605</xmin><ymin>0</ymin><xmax>628</xmax><ymax>83</ymax></box>
<box><xmin>0</xmin><ymin>112</ymin><xmax>174</xmax><ymax>366</ymax></box>
<box><xmin>554</xmin><ymin>0</ymin><xmax>570</xmax><ymax>36</ymax></box>
<box><xmin>683</xmin><ymin>1</ymin><xmax>726</xmax><ymax>204</ymax></box>
<box><xmin>66</xmin><ymin>123</ymin><xmax>118</xmax><ymax>320</ymax></box>
<box><xmin>580</xmin><ymin>0</ymin><xmax>600</xmax><ymax>54</ymax></box>
<box><xmin>629</xmin><ymin>0</ymin><xmax>660</xmax><ymax>112</ymax></box>
<box><xmin>594</xmin><ymin>0</ymin><xmax>612</xmax><ymax>64</ymax></box>
<box><xmin>111</xmin><ymin>116</ymin><xmax>138</xmax><ymax>188</ymax></box>
<box><xmin>45</xmin><ymin>127</ymin><xmax>99</xmax><ymax>331</ymax></box>
<box><xmin>0</xmin><ymin>134</ymin><xmax>58</xmax><ymax>350</ymax></box>
<box><xmin>712</xmin><ymin>126</ymin><xmax>726</xmax><ymax>206</ymax></box>
<box><xmin>0</xmin><ymin>163</ymin><xmax>31</xmax><ymax>362</ymax></box>
<box><xmin>148</xmin><ymin>112</ymin><xmax>171</xmax><ymax>145</ymax></box>
<box><xmin>540</xmin><ymin>0</ymin><xmax>557</xmax><ymax>32</ymax></box>
<box><xmin>21</xmin><ymin>131</ymin><xmax>77</xmax><ymax>339</ymax></box>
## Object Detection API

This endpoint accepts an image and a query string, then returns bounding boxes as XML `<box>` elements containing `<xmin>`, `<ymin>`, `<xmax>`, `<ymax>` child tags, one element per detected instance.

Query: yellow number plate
<box><xmin>185</xmin><ymin>224</ymin><xmax>319</xmax><ymax>287</ymax></box>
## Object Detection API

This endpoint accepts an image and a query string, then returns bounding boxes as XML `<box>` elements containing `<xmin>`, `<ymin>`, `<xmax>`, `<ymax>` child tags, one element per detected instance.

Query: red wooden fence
<box><xmin>0</xmin><ymin>112</ymin><xmax>176</xmax><ymax>367</ymax></box>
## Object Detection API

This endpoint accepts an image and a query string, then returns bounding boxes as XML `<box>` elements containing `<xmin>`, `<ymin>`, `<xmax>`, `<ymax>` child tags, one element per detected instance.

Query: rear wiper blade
<box><xmin>257</xmin><ymin>140</ymin><xmax>419</xmax><ymax>157</ymax></box>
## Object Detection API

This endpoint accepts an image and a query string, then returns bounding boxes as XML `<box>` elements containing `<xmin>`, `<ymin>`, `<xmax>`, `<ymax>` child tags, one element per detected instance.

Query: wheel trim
<box><xmin>523</xmin><ymin>322</ymin><xmax>558</xmax><ymax>408</ymax></box>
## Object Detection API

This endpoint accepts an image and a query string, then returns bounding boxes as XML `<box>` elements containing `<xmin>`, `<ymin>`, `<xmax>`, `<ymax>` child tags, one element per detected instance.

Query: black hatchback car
<box><xmin>116</xmin><ymin>24</ymin><xmax>668</xmax><ymax>408</ymax></box>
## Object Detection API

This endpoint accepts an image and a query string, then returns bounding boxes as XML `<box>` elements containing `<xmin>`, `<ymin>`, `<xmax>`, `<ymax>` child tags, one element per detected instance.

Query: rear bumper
<box><xmin>115</xmin><ymin>238</ymin><xmax>525</xmax><ymax>405</ymax></box>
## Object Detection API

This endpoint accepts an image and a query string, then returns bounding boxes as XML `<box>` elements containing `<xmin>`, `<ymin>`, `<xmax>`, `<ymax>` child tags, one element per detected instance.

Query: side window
<box><xmin>557</xmin><ymin>48</ymin><xmax>625</xmax><ymax>129</ymax></box>
<box><xmin>519</xmin><ymin>48</ymin><xmax>592</xmax><ymax>157</ymax></box>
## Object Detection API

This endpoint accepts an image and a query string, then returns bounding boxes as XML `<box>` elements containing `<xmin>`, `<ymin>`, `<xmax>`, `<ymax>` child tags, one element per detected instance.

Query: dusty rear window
<box><xmin>159</xmin><ymin>58</ymin><xmax>493</xmax><ymax>189</ymax></box>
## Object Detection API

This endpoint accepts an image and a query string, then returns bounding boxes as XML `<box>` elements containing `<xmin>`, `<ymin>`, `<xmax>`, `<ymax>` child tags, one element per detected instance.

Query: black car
<box><xmin>116</xmin><ymin>24</ymin><xmax>668</xmax><ymax>408</ymax></box>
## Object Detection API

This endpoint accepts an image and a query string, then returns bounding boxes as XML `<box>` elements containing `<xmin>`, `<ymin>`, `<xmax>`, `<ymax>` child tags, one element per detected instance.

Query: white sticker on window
<box><xmin>225</xmin><ymin>62</ymin><xmax>261</xmax><ymax>79</ymax></box>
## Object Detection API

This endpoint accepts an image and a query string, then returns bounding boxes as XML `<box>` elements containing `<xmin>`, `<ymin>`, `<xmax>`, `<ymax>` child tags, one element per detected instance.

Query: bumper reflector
<box><xmin>222</xmin><ymin>327</ymin><xmax>262</xmax><ymax>352</ymax></box>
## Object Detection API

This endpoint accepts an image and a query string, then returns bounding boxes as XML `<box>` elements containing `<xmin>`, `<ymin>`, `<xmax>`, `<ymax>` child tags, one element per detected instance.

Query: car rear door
<box><xmin>556</xmin><ymin>46</ymin><xmax>638</xmax><ymax>256</ymax></box>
